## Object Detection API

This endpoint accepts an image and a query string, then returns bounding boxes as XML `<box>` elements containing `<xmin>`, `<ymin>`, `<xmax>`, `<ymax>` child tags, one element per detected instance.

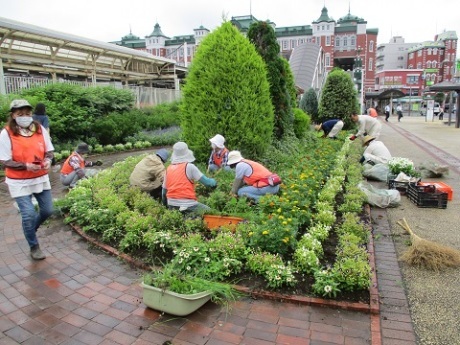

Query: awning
<box><xmin>365</xmin><ymin>89</ymin><xmax>405</xmax><ymax>100</ymax></box>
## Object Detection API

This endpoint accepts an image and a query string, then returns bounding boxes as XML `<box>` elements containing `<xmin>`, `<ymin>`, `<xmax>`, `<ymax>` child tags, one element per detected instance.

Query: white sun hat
<box><xmin>171</xmin><ymin>142</ymin><xmax>195</xmax><ymax>164</ymax></box>
<box><xmin>209</xmin><ymin>134</ymin><xmax>225</xmax><ymax>149</ymax></box>
<box><xmin>226</xmin><ymin>150</ymin><xmax>244</xmax><ymax>165</ymax></box>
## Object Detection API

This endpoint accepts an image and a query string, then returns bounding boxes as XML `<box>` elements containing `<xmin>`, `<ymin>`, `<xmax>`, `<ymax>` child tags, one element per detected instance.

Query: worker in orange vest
<box><xmin>162</xmin><ymin>142</ymin><xmax>216</xmax><ymax>214</ymax></box>
<box><xmin>207</xmin><ymin>134</ymin><xmax>231</xmax><ymax>173</ymax></box>
<box><xmin>226</xmin><ymin>151</ymin><xmax>281</xmax><ymax>203</ymax></box>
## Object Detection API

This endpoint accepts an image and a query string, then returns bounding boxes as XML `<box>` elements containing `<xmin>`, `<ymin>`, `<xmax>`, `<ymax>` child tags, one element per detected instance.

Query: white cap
<box><xmin>171</xmin><ymin>142</ymin><xmax>195</xmax><ymax>164</ymax></box>
<box><xmin>226</xmin><ymin>150</ymin><xmax>244</xmax><ymax>165</ymax></box>
<box><xmin>10</xmin><ymin>99</ymin><xmax>32</xmax><ymax>111</ymax></box>
<box><xmin>209</xmin><ymin>134</ymin><xmax>225</xmax><ymax>149</ymax></box>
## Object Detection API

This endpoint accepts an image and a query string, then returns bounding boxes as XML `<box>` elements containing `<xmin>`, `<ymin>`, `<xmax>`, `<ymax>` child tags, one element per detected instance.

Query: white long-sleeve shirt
<box><xmin>356</xmin><ymin>115</ymin><xmax>382</xmax><ymax>139</ymax></box>
<box><xmin>363</xmin><ymin>140</ymin><xmax>392</xmax><ymax>164</ymax></box>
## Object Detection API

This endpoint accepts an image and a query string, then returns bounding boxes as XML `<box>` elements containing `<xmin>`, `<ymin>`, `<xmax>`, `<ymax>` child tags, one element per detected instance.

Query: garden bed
<box><xmin>57</xmin><ymin>137</ymin><xmax>372</xmax><ymax>307</ymax></box>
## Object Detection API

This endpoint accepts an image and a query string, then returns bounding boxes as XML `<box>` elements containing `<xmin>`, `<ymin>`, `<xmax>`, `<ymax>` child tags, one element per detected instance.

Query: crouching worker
<box><xmin>207</xmin><ymin>134</ymin><xmax>231</xmax><ymax>173</ymax></box>
<box><xmin>226</xmin><ymin>150</ymin><xmax>281</xmax><ymax>203</ymax></box>
<box><xmin>130</xmin><ymin>149</ymin><xmax>168</xmax><ymax>200</ymax></box>
<box><xmin>314</xmin><ymin>119</ymin><xmax>344</xmax><ymax>139</ymax></box>
<box><xmin>359</xmin><ymin>135</ymin><xmax>392</xmax><ymax>166</ymax></box>
<box><xmin>162</xmin><ymin>142</ymin><xmax>216</xmax><ymax>214</ymax></box>
<box><xmin>60</xmin><ymin>143</ymin><xmax>102</xmax><ymax>188</ymax></box>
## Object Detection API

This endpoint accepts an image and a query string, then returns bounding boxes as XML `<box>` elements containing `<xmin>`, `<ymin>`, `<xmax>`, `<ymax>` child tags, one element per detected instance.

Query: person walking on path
<box><xmin>368</xmin><ymin>107</ymin><xmax>378</xmax><ymax>118</ymax></box>
<box><xmin>0</xmin><ymin>99</ymin><xmax>54</xmax><ymax>260</ymax></box>
<box><xmin>207</xmin><ymin>134</ymin><xmax>231</xmax><ymax>173</ymax></box>
<box><xmin>60</xmin><ymin>143</ymin><xmax>102</xmax><ymax>188</ymax></box>
<box><xmin>384</xmin><ymin>104</ymin><xmax>391</xmax><ymax>122</ymax></box>
<box><xmin>32</xmin><ymin>103</ymin><xmax>50</xmax><ymax>134</ymax></box>
<box><xmin>359</xmin><ymin>135</ymin><xmax>392</xmax><ymax>165</ymax></box>
<box><xmin>226</xmin><ymin>150</ymin><xmax>281</xmax><ymax>203</ymax></box>
<box><xmin>129</xmin><ymin>148</ymin><xmax>168</xmax><ymax>200</ymax></box>
<box><xmin>314</xmin><ymin>119</ymin><xmax>344</xmax><ymax>139</ymax></box>
<box><xmin>396</xmin><ymin>104</ymin><xmax>403</xmax><ymax>122</ymax></box>
<box><xmin>162</xmin><ymin>141</ymin><xmax>216</xmax><ymax>214</ymax></box>
<box><xmin>349</xmin><ymin>112</ymin><xmax>382</xmax><ymax>140</ymax></box>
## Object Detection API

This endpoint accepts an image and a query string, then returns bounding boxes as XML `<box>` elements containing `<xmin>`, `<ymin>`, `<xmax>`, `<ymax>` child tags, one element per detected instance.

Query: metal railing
<box><xmin>3</xmin><ymin>76</ymin><xmax>181</xmax><ymax>107</ymax></box>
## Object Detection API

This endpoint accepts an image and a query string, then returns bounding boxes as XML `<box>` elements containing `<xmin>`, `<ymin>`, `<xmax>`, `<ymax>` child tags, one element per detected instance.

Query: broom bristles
<box><xmin>397</xmin><ymin>218</ymin><xmax>460</xmax><ymax>271</ymax></box>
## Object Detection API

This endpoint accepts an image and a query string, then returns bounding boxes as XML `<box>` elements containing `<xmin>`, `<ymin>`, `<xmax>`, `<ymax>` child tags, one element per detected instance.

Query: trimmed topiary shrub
<box><xmin>318</xmin><ymin>68</ymin><xmax>358</xmax><ymax>127</ymax></box>
<box><xmin>180</xmin><ymin>21</ymin><xmax>274</xmax><ymax>161</ymax></box>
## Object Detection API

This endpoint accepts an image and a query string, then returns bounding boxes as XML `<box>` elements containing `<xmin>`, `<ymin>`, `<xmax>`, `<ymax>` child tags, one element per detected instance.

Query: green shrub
<box><xmin>180</xmin><ymin>21</ymin><xmax>274</xmax><ymax>161</ymax></box>
<box><xmin>292</xmin><ymin>108</ymin><xmax>310</xmax><ymax>139</ymax></box>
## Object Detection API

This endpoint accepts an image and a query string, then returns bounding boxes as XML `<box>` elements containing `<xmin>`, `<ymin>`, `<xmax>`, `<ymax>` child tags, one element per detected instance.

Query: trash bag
<box><xmin>418</xmin><ymin>161</ymin><xmax>449</xmax><ymax>178</ymax></box>
<box><xmin>358</xmin><ymin>181</ymin><xmax>401</xmax><ymax>208</ymax></box>
<box><xmin>362</xmin><ymin>163</ymin><xmax>390</xmax><ymax>182</ymax></box>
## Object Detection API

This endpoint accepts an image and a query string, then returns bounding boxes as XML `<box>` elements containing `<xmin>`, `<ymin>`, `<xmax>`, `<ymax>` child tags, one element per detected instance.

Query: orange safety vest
<box><xmin>241</xmin><ymin>159</ymin><xmax>272</xmax><ymax>188</ymax></box>
<box><xmin>211</xmin><ymin>147</ymin><xmax>228</xmax><ymax>167</ymax></box>
<box><xmin>61</xmin><ymin>152</ymin><xmax>85</xmax><ymax>175</ymax></box>
<box><xmin>165</xmin><ymin>163</ymin><xmax>197</xmax><ymax>200</ymax></box>
<box><xmin>4</xmin><ymin>126</ymin><xmax>48</xmax><ymax>180</ymax></box>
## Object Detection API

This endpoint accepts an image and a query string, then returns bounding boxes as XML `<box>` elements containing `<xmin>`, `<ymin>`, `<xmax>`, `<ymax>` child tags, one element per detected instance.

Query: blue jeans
<box><xmin>238</xmin><ymin>185</ymin><xmax>280</xmax><ymax>203</ymax></box>
<box><xmin>15</xmin><ymin>189</ymin><xmax>54</xmax><ymax>248</ymax></box>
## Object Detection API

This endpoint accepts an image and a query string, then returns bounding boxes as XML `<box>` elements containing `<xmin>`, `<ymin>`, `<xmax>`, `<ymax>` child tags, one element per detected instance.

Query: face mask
<box><xmin>15</xmin><ymin>116</ymin><xmax>33</xmax><ymax>128</ymax></box>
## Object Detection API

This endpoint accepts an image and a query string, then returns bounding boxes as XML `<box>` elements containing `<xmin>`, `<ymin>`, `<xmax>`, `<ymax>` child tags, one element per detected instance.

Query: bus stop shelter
<box><xmin>429</xmin><ymin>81</ymin><xmax>460</xmax><ymax>128</ymax></box>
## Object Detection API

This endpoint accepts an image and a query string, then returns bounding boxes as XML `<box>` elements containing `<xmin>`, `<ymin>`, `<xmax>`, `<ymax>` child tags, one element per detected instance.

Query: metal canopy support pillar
<box><xmin>456</xmin><ymin>91</ymin><xmax>460</xmax><ymax>129</ymax></box>
<box><xmin>0</xmin><ymin>57</ymin><xmax>6</xmax><ymax>95</ymax></box>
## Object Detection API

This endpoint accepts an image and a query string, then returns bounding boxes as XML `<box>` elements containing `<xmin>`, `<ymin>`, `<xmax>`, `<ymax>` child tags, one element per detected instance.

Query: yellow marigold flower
<box><xmin>282</xmin><ymin>221</ymin><xmax>288</xmax><ymax>225</ymax></box>
<box><xmin>277</xmin><ymin>208</ymin><xmax>282</xmax><ymax>213</ymax></box>
<box><xmin>248</xmin><ymin>231</ymin><xmax>253</xmax><ymax>236</ymax></box>
<box><xmin>269</xmin><ymin>202</ymin><xmax>275</xmax><ymax>207</ymax></box>
<box><xmin>282</xmin><ymin>237</ymin><xmax>289</xmax><ymax>243</ymax></box>
<box><xmin>262</xmin><ymin>230</ymin><xmax>269</xmax><ymax>235</ymax></box>
<box><xmin>278</xmin><ymin>215</ymin><xmax>284</xmax><ymax>220</ymax></box>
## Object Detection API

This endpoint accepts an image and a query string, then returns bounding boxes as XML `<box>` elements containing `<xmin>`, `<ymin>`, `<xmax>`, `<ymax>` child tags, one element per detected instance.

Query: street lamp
<box><xmin>354</xmin><ymin>53</ymin><xmax>365</xmax><ymax>114</ymax></box>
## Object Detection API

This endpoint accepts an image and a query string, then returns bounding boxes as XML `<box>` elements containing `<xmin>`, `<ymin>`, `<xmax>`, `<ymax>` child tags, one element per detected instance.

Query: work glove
<box><xmin>94</xmin><ymin>160</ymin><xmax>103</xmax><ymax>166</ymax></box>
<box><xmin>208</xmin><ymin>178</ymin><xmax>217</xmax><ymax>188</ymax></box>
<box><xmin>349</xmin><ymin>135</ymin><xmax>357</xmax><ymax>141</ymax></box>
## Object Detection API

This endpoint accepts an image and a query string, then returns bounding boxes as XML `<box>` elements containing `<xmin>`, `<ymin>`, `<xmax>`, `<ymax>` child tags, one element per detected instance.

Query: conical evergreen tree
<box><xmin>300</xmin><ymin>88</ymin><xmax>319</xmax><ymax>122</ymax></box>
<box><xmin>180</xmin><ymin>22</ymin><xmax>274</xmax><ymax>161</ymax></box>
<box><xmin>318</xmin><ymin>67</ymin><xmax>358</xmax><ymax>126</ymax></box>
<box><xmin>247</xmin><ymin>21</ymin><xmax>294</xmax><ymax>140</ymax></box>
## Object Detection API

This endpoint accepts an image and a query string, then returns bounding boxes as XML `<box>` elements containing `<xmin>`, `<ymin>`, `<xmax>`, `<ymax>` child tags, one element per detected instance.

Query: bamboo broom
<box><xmin>397</xmin><ymin>218</ymin><xmax>460</xmax><ymax>271</ymax></box>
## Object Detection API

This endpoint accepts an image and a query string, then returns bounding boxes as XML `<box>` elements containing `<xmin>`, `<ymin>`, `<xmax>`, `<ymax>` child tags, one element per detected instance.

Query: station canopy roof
<box><xmin>0</xmin><ymin>16</ymin><xmax>184</xmax><ymax>84</ymax></box>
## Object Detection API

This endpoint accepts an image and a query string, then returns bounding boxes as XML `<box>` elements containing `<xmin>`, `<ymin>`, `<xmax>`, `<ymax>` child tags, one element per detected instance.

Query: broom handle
<box><xmin>397</xmin><ymin>218</ymin><xmax>415</xmax><ymax>237</ymax></box>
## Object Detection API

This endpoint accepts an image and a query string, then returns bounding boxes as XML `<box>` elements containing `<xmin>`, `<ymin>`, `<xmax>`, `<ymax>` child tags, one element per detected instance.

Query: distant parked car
<box><xmin>420</xmin><ymin>102</ymin><xmax>442</xmax><ymax>116</ymax></box>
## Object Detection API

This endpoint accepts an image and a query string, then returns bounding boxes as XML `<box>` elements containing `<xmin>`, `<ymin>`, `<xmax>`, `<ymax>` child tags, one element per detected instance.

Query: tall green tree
<box><xmin>300</xmin><ymin>88</ymin><xmax>319</xmax><ymax>122</ymax></box>
<box><xmin>180</xmin><ymin>22</ymin><xmax>274</xmax><ymax>161</ymax></box>
<box><xmin>318</xmin><ymin>68</ymin><xmax>357</xmax><ymax>127</ymax></box>
<box><xmin>247</xmin><ymin>21</ymin><xmax>294</xmax><ymax>140</ymax></box>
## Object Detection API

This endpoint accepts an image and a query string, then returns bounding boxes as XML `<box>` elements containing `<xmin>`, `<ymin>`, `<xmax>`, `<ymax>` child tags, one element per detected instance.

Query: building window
<box><xmin>409</xmin><ymin>52</ymin><xmax>414</xmax><ymax>59</ymax></box>
<box><xmin>369</xmin><ymin>41</ymin><xmax>374</xmax><ymax>52</ymax></box>
<box><xmin>351</xmin><ymin>36</ymin><xmax>355</xmax><ymax>47</ymax></box>
<box><xmin>327</xmin><ymin>24</ymin><xmax>330</xmax><ymax>30</ymax></box>
<box><xmin>283</xmin><ymin>40</ymin><xmax>288</xmax><ymax>50</ymax></box>
<box><xmin>417</xmin><ymin>62</ymin><xmax>422</xmax><ymax>69</ymax></box>
<box><xmin>417</xmin><ymin>50</ymin><xmax>422</xmax><ymax>57</ymax></box>
<box><xmin>326</xmin><ymin>35</ymin><xmax>331</xmax><ymax>46</ymax></box>
<box><xmin>433</xmin><ymin>48</ymin><xmax>438</xmax><ymax>55</ymax></box>
<box><xmin>291</xmin><ymin>39</ymin><xmax>296</xmax><ymax>49</ymax></box>
<box><xmin>427</xmin><ymin>61</ymin><xmax>432</xmax><ymax>68</ymax></box>
<box><xmin>335</xmin><ymin>36</ymin><xmax>340</xmax><ymax>46</ymax></box>
<box><xmin>368</xmin><ymin>58</ymin><xmax>373</xmax><ymax>71</ymax></box>
<box><xmin>428</xmin><ymin>48</ymin><xmax>432</xmax><ymax>55</ymax></box>
<box><xmin>432</xmin><ymin>61</ymin><xmax>437</xmax><ymax>68</ymax></box>
<box><xmin>343</xmin><ymin>37</ymin><xmax>347</xmax><ymax>46</ymax></box>
<box><xmin>325</xmin><ymin>53</ymin><xmax>331</xmax><ymax>66</ymax></box>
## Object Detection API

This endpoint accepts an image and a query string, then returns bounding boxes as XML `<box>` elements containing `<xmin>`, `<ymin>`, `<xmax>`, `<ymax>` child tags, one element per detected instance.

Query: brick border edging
<box><xmin>68</xmin><ymin>210</ymin><xmax>380</xmax><ymax>315</ymax></box>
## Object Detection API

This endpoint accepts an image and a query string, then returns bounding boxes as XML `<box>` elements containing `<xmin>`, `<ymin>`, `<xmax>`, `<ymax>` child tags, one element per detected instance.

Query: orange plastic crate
<box><xmin>417</xmin><ymin>182</ymin><xmax>453</xmax><ymax>201</ymax></box>
<box><xmin>202</xmin><ymin>215</ymin><xmax>245</xmax><ymax>232</ymax></box>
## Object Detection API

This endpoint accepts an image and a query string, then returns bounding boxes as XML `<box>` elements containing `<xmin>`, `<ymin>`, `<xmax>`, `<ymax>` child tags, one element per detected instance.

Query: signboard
<box><xmin>426</xmin><ymin>99</ymin><xmax>434</xmax><ymax>121</ymax></box>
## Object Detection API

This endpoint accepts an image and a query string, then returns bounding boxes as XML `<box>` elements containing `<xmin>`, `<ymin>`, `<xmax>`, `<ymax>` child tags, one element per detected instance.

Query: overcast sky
<box><xmin>1</xmin><ymin>0</ymin><xmax>459</xmax><ymax>52</ymax></box>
